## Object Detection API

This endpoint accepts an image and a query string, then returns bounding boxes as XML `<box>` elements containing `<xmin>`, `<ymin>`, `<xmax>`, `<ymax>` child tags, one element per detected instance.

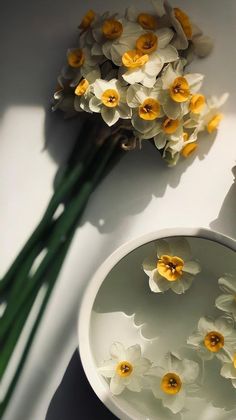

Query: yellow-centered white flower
<box><xmin>148</xmin><ymin>352</ymin><xmax>199</xmax><ymax>414</ymax></box>
<box><xmin>215</xmin><ymin>274</ymin><xmax>236</xmax><ymax>320</ymax></box>
<box><xmin>220</xmin><ymin>350</ymin><xmax>236</xmax><ymax>389</ymax></box>
<box><xmin>159</xmin><ymin>61</ymin><xmax>204</xmax><ymax>120</ymax></box>
<box><xmin>98</xmin><ymin>342</ymin><xmax>151</xmax><ymax>395</ymax></box>
<box><xmin>127</xmin><ymin>82</ymin><xmax>164</xmax><ymax>137</ymax></box>
<box><xmin>120</xmin><ymin>28</ymin><xmax>178</xmax><ymax>87</ymax></box>
<box><xmin>187</xmin><ymin>315</ymin><xmax>236</xmax><ymax>361</ymax></box>
<box><xmin>142</xmin><ymin>238</ymin><xmax>201</xmax><ymax>294</ymax></box>
<box><xmin>89</xmin><ymin>78</ymin><xmax>131</xmax><ymax>126</ymax></box>
<box><xmin>74</xmin><ymin>69</ymin><xmax>101</xmax><ymax>113</ymax></box>
<box><xmin>184</xmin><ymin>93</ymin><xmax>228</xmax><ymax>134</ymax></box>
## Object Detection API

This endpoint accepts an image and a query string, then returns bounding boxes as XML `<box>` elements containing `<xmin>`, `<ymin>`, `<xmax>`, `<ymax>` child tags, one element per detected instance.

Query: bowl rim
<box><xmin>78</xmin><ymin>227</ymin><xmax>236</xmax><ymax>420</ymax></box>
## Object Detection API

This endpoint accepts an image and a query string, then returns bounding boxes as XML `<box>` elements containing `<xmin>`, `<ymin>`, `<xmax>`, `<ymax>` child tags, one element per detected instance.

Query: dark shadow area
<box><xmin>45</xmin><ymin>350</ymin><xmax>116</xmax><ymax>420</ymax></box>
<box><xmin>210</xmin><ymin>167</ymin><xmax>236</xmax><ymax>239</ymax></box>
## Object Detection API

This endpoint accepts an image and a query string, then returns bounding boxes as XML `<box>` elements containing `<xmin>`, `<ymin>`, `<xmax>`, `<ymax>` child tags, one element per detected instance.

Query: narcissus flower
<box><xmin>79</xmin><ymin>9</ymin><xmax>96</xmax><ymax>31</ymax></box>
<box><xmin>89</xmin><ymin>78</ymin><xmax>130</xmax><ymax>126</ymax></box>
<box><xmin>74</xmin><ymin>69</ymin><xmax>101</xmax><ymax>113</ymax></box>
<box><xmin>149</xmin><ymin>353</ymin><xmax>200</xmax><ymax>414</ymax></box>
<box><xmin>159</xmin><ymin>62</ymin><xmax>204</xmax><ymax>119</ymax></box>
<box><xmin>121</xmin><ymin>28</ymin><xmax>178</xmax><ymax>87</ymax></box>
<box><xmin>220</xmin><ymin>351</ymin><xmax>236</xmax><ymax>388</ymax></box>
<box><xmin>62</xmin><ymin>47</ymin><xmax>102</xmax><ymax>87</ymax></box>
<box><xmin>187</xmin><ymin>316</ymin><xmax>236</xmax><ymax>361</ymax></box>
<box><xmin>215</xmin><ymin>274</ymin><xmax>236</xmax><ymax>320</ymax></box>
<box><xmin>184</xmin><ymin>93</ymin><xmax>228</xmax><ymax>134</ymax></box>
<box><xmin>98</xmin><ymin>342</ymin><xmax>151</xmax><ymax>395</ymax></box>
<box><xmin>142</xmin><ymin>238</ymin><xmax>201</xmax><ymax>294</ymax></box>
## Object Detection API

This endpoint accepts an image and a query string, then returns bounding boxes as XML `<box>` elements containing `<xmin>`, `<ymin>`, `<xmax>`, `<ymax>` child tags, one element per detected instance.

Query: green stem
<box><xmin>0</xmin><ymin>121</ymin><xmax>101</xmax><ymax>294</ymax></box>
<box><xmin>0</xmin><ymin>137</ymin><xmax>119</xmax><ymax>342</ymax></box>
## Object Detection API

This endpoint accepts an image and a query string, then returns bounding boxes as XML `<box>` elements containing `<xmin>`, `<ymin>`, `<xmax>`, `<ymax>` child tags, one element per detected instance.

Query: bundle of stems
<box><xmin>0</xmin><ymin>117</ymin><xmax>129</xmax><ymax>417</ymax></box>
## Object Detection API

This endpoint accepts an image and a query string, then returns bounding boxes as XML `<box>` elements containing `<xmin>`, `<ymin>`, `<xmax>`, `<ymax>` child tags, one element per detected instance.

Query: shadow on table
<box><xmin>45</xmin><ymin>350</ymin><xmax>116</xmax><ymax>420</ymax></box>
<box><xmin>210</xmin><ymin>166</ymin><xmax>236</xmax><ymax>239</ymax></box>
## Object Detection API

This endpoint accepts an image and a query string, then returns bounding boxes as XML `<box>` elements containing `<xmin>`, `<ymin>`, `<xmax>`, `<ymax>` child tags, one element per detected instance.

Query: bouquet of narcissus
<box><xmin>0</xmin><ymin>1</ymin><xmax>229</xmax><ymax>417</ymax></box>
<box><xmin>54</xmin><ymin>0</ymin><xmax>227</xmax><ymax>166</ymax></box>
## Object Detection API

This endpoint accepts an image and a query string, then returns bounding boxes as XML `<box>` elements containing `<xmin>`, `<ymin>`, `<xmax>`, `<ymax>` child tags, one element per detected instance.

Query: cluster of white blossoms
<box><xmin>53</xmin><ymin>1</ymin><xmax>228</xmax><ymax>166</ymax></box>
<box><xmin>187</xmin><ymin>274</ymin><xmax>236</xmax><ymax>390</ymax></box>
<box><xmin>99</xmin><ymin>342</ymin><xmax>200</xmax><ymax>414</ymax></box>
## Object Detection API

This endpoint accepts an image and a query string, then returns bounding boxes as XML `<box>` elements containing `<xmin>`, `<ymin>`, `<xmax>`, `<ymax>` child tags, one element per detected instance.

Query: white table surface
<box><xmin>0</xmin><ymin>0</ymin><xmax>236</xmax><ymax>419</ymax></box>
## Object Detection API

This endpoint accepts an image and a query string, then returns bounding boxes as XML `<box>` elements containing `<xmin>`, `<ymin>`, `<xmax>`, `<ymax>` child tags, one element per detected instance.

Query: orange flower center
<box><xmin>136</xmin><ymin>32</ymin><xmax>158</xmax><ymax>54</ymax></box>
<box><xmin>161</xmin><ymin>373</ymin><xmax>182</xmax><ymax>394</ymax></box>
<box><xmin>122</xmin><ymin>49</ymin><xmax>149</xmax><ymax>68</ymax></box>
<box><xmin>67</xmin><ymin>49</ymin><xmax>85</xmax><ymax>68</ymax></box>
<box><xmin>169</xmin><ymin>77</ymin><xmax>190</xmax><ymax>103</ymax></box>
<box><xmin>75</xmin><ymin>79</ymin><xmax>89</xmax><ymax>96</ymax></box>
<box><xmin>162</xmin><ymin>118</ymin><xmax>180</xmax><ymax>134</ymax></box>
<box><xmin>139</xmin><ymin>98</ymin><xmax>161</xmax><ymax>120</ymax></box>
<box><xmin>207</xmin><ymin>114</ymin><xmax>223</xmax><ymax>133</ymax></box>
<box><xmin>116</xmin><ymin>361</ymin><xmax>133</xmax><ymax>377</ymax></box>
<box><xmin>189</xmin><ymin>94</ymin><xmax>206</xmax><ymax>114</ymax></box>
<box><xmin>157</xmin><ymin>255</ymin><xmax>184</xmax><ymax>281</ymax></box>
<box><xmin>204</xmin><ymin>331</ymin><xmax>224</xmax><ymax>352</ymax></box>
<box><xmin>79</xmin><ymin>9</ymin><xmax>95</xmax><ymax>30</ymax></box>
<box><xmin>174</xmin><ymin>7</ymin><xmax>192</xmax><ymax>39</ymax></box>
<box><xmin>137</xmin><ymin>13</ymin><xmax>157</xmax><ymax>30</ymax></box>
<box><xmin>101</xmin><ymin>88</ymin><xmax>120</xmax><ymax>108</ymax></box>
<box><xmin>181</xmin><ymin>142</ymin><xmax>198</xmax><ymax>158</ymax></box>
<box><xmin>102</xmin><ymin>19</ymin><xmax>123</xmax><ymax>40</ymax></box>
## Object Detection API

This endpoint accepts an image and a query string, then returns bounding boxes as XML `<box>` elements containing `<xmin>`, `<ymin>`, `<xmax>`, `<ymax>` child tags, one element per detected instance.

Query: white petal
<box><xmin>149</xmin><ymin>269</ymin><xmax>171</xmax><ymax>293</ymax></box>
<box><xmin>156</xmin><ymin>27</ymin><xmax>174</xmax><ymax>49</ymax></box>
<box><xmin>154</xmin><ymin>132</ymin><xmax>167</xmax><ymax>149</ymax></box>
<box><xmin>101</xmin><ymin>107</ymin><xmax>120</xmax><ymax>126</ymax></box>
<box><xmin>98</xmin><ymin>361</ymin><xmax>116</xmax><ymax>378</ymax></box>
<box><xmin>185</xmin><ymin>73</ymin><xmax>204</xmax><ymax>93</ymax></box>
<box><xmin>126</xmin><ymin>375</ymin><xmax>142</xmax><ymax>392</ymax></box>
<box><xmin>134</xmin><ymin>358</ymin><xmax>152</xmax><ymax>374</ymax></box>
<box><xmin>215</xmin><ymin>294</ymin><xmax>236</xmax><ymax>316</ymax></box>
<box><xmin>162</xmin><ymin>389</ymin><xmax>186</xmax><ymax>414</ymax></box>
<box><xmin>215</xmin><ymin>316</ymin><xmax>234</xmax><ymax>336</ymax></box>
<box><xmin>183</xmin><ymin>261</ymin><xmax>201</xmax><ymax>275</ymax></box>
<box><xmin>157</xmin><ymin>45</ymin><xmax>178</xmax><ymax>63</ymax></box>
<box><xmin>187</xmin><ymin>332</ymin><xmax>203</xmax><ymax>347</ymax></box>
<box><xmin>161</xmin><ymin>64</ymin><xmax>178</xmax><ymax>89</ymax></box>
<box><xmin>89</xmin><ymin>96</ymin><xmax>102</xmax><ymax>113</ymax></box>
<box><xmin>110</xmin><ymin>43</ymin><xmax>130</xmax><ymax>66</ymax></box>
<box><xmin>142</xmin><ymin>75</ymin><xmax>158</xmax><ymax>88</ymax></box>
<box><xmin>142</xmin><ymin>253</ymin><xmax>157</xmax><ymax>275</ymax></box>
<box><xmin>126</xmin><ymin>84</ymin><xmax>148</xmax><ymax>107</ymax></box>
<box><xmin>155</xmin><ymin>239</ymin><xmax>170</xmax><ymax>257</ymax></box>
<box><xmin>126</xmin><ymin>344</ymin><xmax>141</xmax><ymax>363</ymax></box>
<box><xmin>170</xmin><ymin>274</ymin><xmax>193</xmax><ymax>294</ymax></box>
<box><xmin>198</xmin><ymin>316</ymin><xmax>215</xmax><ymax>334</ymax></box>
<box><xmin>169</xmin><ymin>238</ymin><xmax>191</xmax><ymax>260</ymax></box>
<box><xmin>218</xmin><ymin>275</ymin><xmax>236</xmax><ymax>294</ymax></box>
<box><xmin>93</xmin><ymin>79</ymin><xmax>110</xmax><ymax>98</ymax></box>
<box><xmin>144</xmin><ymin>54</ymin><xmax>163</xmax><ymax>76</ymax></box>
<box><xmin>110</xmin><ymin>342</ymin><xmax>126</xmax><ymax>360</ymax></box>
<box><xmin>122</xmin><ymin>68</ymin><xmax>144</xmax><ymax>85</ymax></box>
<box><xmin>131</xmin><ymin>113</ymin><xmax>156</xmax><ymax>134</ymax></box>
<box><xmin>220</xmin><ymin>363</ymin><xmax>236</xmax><ymax>379</ymax></box>
<box><xmin>162</xmin><ymin>97</ymin><xmax>182</xmax><ymax>120</ymax></box>
<box><xmin>181</xmin><ymin>359</ymin><xmax>200</xmax><ymax>384</ymax></box>
<box><xmin>110</xmin><ymin>374</ymin><xmax>125</xmax><ymax>395</ymax></box>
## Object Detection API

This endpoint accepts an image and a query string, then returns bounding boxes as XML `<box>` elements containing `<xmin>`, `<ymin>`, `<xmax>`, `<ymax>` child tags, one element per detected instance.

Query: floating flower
<box><xmin>220</xmin><ymin>351</ymin><xmax>236</xmax><ymax>388</ymax></box>
<box><xmin>184</xmin><ymin>93</ymin><xmax>228</xmax><ymax>135</ymax></box>
<box><xmin>121</xmin><ymin>28</ymin><xmax>178</xmax><ymax>87</ymax></box>
<box><xmin>187</xmin><ymin>315</ymin><xmax>236</xmax><ymax>361</ymax></box>
<box><xmin>159</xmin><ymin>61</ymin><xmax>204</xmax><ymax>120</ymax></box>
<box><xmin>149</xmin><ymin>352</ymin><xmax>199</xmax><ymax>414</ymax></box>
<box><xmin>142</xmin><ymin>238</ymin><xmax>201</xmax><ymax>294</ymax></box>
<box><xmin>98</xmin><ymin>342</ymin><xmax>151</xmax><ymax>395</ymax></box>
<box><xmin>215</xmin><ymin>274</ymin><xmax>236</xmax><ymax>320</ymax></box>
<box><xmin>89</xmin><ymin>78</ymin><xmax>130</xmax><ymax>126</ymax></box>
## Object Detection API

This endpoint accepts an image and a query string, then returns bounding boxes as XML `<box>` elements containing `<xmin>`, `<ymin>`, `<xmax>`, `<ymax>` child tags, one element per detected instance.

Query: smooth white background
<box><xmin>0</xmin><ymin>0</ymin><xmax>235</xmax><ymax>419</ymax></box>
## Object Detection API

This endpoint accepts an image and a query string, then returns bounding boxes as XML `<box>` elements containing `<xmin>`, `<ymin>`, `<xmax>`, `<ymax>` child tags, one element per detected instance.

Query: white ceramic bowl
<box><xmin>78</xmin><ymin>228</ymin><xmax>236</xmax><ymax>420</ymax></box>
